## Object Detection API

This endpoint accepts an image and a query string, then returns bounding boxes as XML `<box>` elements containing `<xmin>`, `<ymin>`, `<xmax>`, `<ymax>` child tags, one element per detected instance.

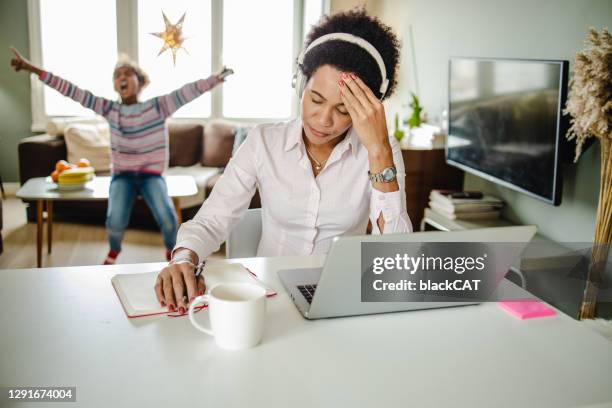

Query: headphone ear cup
<box><xmin>296</xmin><ymin>71</ymin><xmax>305</xmax><ymax>100</ymax></box>
<box><xmin>297</xmin><ymin>71</ymin><xmax>306</xmax><ymax>100</ymax></box>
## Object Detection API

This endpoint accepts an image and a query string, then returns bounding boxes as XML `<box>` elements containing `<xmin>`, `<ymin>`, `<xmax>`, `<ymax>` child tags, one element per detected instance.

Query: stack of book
<box><xmin>428</xmin><ymin>190</ymin><xmax>503</xmax><ymax>220</ymax></box>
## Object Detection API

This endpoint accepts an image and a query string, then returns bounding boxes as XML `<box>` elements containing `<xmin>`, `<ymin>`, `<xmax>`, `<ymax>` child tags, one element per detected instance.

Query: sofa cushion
<box><xmin>202</xmin><ymin>120</ymin><xmax>236</xmax><ymax>167</ymax></box>
<box><xmin>46</xmin><ymin>116</ymin><xmax>106</xmax><ymax>136</ymax></box>
<box><xmin>168</xmin><ymin>122</ymin><xmax>203</xmax><ymax>167</ymax></box>
<box><xmin>64</xmin><ymin>123</ymin><xmax>111</xmax><ymax>172</ymax></box>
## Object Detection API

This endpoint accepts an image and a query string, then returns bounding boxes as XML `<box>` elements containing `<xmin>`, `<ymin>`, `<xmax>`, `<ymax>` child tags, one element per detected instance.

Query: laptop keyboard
<box><xmin>297</xmin><ymin>284</ymin><xmax>318</xmax><ymax>304</ymax></box>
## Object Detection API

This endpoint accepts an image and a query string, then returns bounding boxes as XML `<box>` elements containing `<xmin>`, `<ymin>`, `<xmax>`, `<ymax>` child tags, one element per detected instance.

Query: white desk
<box><xmin>1</xmin><ymin>256</ymin><xmax>611</xmax><ymax>407</ymax></box>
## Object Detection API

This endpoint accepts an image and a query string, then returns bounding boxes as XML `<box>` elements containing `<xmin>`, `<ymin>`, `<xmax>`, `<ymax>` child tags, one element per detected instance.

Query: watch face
<box><xmin>382</xmin><ymin>167</ymin><xmax>396</xmax><ymax>182</ymax></box>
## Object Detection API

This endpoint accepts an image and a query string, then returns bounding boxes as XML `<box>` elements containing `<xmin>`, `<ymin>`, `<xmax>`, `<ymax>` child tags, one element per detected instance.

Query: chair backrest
<box><xmin>226</xmin><ymin>208</ymin><xmax>262</xmax><ymax>258</ymax></box>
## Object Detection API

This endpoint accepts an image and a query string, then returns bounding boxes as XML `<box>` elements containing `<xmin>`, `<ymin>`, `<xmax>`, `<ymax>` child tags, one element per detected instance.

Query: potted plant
<box><xmin>404</xmin><ymin>93</ymin><xmax>424</xmax><ymax>129</ymax></box>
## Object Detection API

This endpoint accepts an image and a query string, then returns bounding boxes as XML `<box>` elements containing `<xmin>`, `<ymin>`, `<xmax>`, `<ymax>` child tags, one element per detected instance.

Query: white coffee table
<box><xmin>16</xmin><ymin>175</ymin><xmax>198</xmax><ymax>267</ymax></box>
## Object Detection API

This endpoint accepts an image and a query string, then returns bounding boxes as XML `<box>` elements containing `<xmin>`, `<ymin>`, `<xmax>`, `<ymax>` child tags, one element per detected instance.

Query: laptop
<box><xmin>277</xmin><ymin>226</ymin><xmax>537</xmax><ymax>319</ymax></box>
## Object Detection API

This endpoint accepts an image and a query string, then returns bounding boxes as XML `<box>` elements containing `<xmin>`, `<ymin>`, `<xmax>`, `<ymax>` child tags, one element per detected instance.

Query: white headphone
<box><xmin>292</xmin><ymin>32</ymin><xmax>390</xmax><ymax>100</ymax></box>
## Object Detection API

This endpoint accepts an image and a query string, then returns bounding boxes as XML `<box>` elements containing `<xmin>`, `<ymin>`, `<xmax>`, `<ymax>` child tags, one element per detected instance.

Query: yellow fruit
<box><xmin>58</xmin><ymin>166</ymin><xmax>95</xmax><ymax>185</ymax></box>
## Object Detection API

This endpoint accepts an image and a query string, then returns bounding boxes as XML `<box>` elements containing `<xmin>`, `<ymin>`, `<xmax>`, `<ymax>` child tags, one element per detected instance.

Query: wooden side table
<box><xmin>401</xmin><ymin>141</ymin><xmax>464</xmax><ymax>231</ymax></box>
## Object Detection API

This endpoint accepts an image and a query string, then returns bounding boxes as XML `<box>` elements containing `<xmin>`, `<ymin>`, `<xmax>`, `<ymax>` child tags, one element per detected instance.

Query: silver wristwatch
<box><xmin>368</xmin><ymin>166</ymin><xmax>397</xmax><ymax>183</ymax></box>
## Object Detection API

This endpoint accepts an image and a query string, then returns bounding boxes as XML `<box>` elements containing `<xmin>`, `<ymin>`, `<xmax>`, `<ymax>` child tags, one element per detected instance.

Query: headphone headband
<box><xmin>295</xmin><ymin>32</ymin><xmax>390</xmax><ymax>99</ymax></box>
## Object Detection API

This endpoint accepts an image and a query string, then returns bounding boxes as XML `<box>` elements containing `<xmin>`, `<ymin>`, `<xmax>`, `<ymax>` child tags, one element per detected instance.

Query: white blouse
<box><xmin>174</xmin><ymin>118</ymin><xmax>413</xmax><ymax>262</ymax></box>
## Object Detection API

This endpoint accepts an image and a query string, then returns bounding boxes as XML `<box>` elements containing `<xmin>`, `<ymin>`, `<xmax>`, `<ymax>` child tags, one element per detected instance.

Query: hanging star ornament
<box><xmin>150</xmin><ymin>11</ymin><xmax>188</xmax><ymax>66</ymax></box>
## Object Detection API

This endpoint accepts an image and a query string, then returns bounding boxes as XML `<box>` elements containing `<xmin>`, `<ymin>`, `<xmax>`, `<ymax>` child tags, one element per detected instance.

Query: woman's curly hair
<box><xmin>301</xmin><ymin>8</ymin><xmax>400</xmax><ymax>100</ymax></box>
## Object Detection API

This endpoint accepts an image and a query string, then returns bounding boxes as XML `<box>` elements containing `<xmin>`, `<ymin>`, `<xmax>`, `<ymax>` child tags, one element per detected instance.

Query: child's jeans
<box><xmin>106</xmin><ymin>172</ymin><xmax>178</xmax><ymax>252</ymax></box>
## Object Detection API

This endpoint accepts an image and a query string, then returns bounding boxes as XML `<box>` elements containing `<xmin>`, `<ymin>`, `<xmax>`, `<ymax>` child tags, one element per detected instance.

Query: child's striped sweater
<box><xmin>40</xmin><ymin>71</ymin><xmax>221</xmax><ymax>174</ymax></box>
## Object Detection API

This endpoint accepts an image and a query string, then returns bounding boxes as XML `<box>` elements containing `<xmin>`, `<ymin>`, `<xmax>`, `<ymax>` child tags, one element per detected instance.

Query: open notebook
<box><xmin>112</xmin><ymin>263</ymin><xmax>277</xmax><ymax>318</ymax></box>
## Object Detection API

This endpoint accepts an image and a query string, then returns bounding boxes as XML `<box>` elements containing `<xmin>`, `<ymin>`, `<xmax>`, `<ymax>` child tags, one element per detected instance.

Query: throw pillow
<box><xmin>167</xmin><ymin>122</ymin><xmax>204</xmax><ymax>167</ymax></box>
<box><xmin>63</xmin><ymin>122</ymin><xmax>111</xmax><ymax>172</ymax></box>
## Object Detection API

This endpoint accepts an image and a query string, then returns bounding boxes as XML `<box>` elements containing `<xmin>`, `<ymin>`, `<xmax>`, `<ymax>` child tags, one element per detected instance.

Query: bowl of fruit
<box><xmin>49</xmin><ymin>159</ymin><xmax>95</xmax><ymax>191</ymax></box>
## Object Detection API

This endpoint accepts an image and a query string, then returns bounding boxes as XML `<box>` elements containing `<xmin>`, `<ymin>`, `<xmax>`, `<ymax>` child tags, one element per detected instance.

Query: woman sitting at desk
<box><xmin>155</xmin><ymin>9</ymin><xmax>413</xmax><ymax>313</ymax></box>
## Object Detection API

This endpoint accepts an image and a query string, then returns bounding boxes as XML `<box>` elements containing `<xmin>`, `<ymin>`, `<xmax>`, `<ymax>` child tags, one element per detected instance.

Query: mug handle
<box><xmin>188</xmin><ymin>294</ymin><xmax>213</xmax><ymax>336</ymax></box>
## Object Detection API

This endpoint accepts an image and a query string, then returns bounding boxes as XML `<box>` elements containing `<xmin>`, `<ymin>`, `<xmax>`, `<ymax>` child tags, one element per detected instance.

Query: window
<box><xmin>222</xmin><ymin>0</ymin><xmax>294</xmax><ymax>118</ymax></box>
<box><xmin>28</xmin><ymin>0</ymin><xmax>327</xmax><ymax>129</ymax></box>
<box><xmin>303</xmin><ymin>0</ymin><xmax>325</xmax><ymax>40</ymax></box>
<box><xmin>38</xmin><ymin>0</ymin><xmax>118</xmax><ymax>117</ymax></box>
<box><xmin>138</xmin><ymin>0</ymin><xmax>212</xmax><ymax>118</ymax></box>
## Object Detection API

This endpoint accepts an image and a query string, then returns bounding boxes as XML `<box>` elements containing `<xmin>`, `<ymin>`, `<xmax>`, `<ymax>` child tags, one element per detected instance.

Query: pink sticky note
<box><xmin>498</xmin><ymin>300</ymin><xmax>557</xmax><ymax>320</ymax></box>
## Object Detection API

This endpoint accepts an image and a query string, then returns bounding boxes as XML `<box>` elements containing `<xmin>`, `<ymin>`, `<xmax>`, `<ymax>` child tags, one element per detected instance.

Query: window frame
<box><xmin>27</xmin><ymin>0</ymin><xmax>329</xmax><ymax>131</ymax></box>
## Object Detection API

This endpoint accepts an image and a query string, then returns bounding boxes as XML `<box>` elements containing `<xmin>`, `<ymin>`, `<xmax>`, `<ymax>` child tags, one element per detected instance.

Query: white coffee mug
<box><xmin>188</xmin><ymin>283</ymin><xmax>267</xmax><ymax>350</ymax></box>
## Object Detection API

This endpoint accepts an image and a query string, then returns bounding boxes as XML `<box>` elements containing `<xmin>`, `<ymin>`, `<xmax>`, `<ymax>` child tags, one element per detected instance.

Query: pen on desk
<box><xmin>190</xmin><ymin>261</ymin><xmax>207</xmax><ymax>312</ymax></box>
<box><xmin>179</xmin><ymin>261</ymin><xmax>206</xmax><ymax>314</ymax></box>
<box><xmin>194</xmin><ymin>260</ymin><xmax>206</xmax><ymax>279</ymax></box>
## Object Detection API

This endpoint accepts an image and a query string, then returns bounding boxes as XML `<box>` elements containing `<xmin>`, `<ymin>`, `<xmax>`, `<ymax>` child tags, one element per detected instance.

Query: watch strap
<box><xmin>368</xmin><ymin>171</ymin><xmax>383</xmax><ymax>183</ymax></box>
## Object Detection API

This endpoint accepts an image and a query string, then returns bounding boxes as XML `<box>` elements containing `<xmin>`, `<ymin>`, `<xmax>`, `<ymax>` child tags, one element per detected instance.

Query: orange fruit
<box><xmin>76</xmin><ymin>158</ymin><xmax>91</xmax><ymax>168</ymax></box>
<box><xmin>55</xmin><ymin>160</ymin><xmax>69</xmax><ymax>172</ymax></box>
<box><xmin>51</xmin><ymin>170</ymin><xmax>59</xmax><ymax>182</ymax></box>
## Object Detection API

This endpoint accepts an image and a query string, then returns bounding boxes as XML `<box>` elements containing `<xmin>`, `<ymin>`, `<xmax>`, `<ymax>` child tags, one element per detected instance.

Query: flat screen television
<box><xmin>446</xmin><ymin>57</ymin><xmax>570</xmax><ymax>205</ymax></box>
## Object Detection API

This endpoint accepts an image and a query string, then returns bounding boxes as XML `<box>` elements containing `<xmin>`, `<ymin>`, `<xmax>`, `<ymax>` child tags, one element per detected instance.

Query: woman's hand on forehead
<box><xmin>338</xmin><ymin>72</ymin><xmax>390</xmax><ymax>154</ymax></box>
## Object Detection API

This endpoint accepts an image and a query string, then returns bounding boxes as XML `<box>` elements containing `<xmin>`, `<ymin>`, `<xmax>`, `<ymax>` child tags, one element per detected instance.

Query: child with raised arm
<box><xmin>10</xmin><ymin>47</ymin><xmax>230</xmax><ymax>264</ymax></box>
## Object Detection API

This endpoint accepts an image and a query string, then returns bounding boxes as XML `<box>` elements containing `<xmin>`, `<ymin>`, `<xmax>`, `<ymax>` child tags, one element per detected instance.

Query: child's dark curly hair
<box><xmin>113</xmin><ymin>53</ymin><xmax>150</xmax><ymax>90</ymax></box>
<box><xmin>301</xmin><ymin>8</ymin><xmax>400</xmax><ymax>100</ymax></box>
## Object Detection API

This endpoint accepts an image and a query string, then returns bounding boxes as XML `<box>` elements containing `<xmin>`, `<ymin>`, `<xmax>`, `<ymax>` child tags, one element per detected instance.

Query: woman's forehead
<box><xmin>312</xmin><ymin>64</ymin><xmax>343</xmax><ymax>81</ymax></box>
<box><xmin>309</xmin><ymin>65</ymin><xmax>344</xmax><ymax>101</ymax></box>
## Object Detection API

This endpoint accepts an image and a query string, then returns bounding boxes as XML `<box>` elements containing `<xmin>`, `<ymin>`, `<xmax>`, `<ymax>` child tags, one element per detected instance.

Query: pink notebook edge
<box><xmin>498</xmin><ymin>299</ymin><xmax>557</xmax><ymax>320</ymax></box>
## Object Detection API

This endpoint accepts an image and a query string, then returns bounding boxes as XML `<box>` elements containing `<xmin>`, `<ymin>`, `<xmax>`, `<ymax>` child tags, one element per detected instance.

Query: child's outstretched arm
<box><xmin>10</xmin><ymin>46</ymin><xmax>116</xmax><ymax>117</ymax></box>
<box><xmin>10</xmin><ymin>46</ymin><xmax>43</xmax><ymax>76</ymax></box>
<box><xmin>154</xmin><ymin>67</ymin><xmax>233</xmax><ymax>118</ymax></box>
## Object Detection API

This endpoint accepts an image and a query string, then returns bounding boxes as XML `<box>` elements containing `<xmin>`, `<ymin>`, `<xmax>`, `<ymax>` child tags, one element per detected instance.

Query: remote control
<box><xmin>218</xmin><ymin>66</ymin><xmax>234</xmax><ymax>80</ymax></box>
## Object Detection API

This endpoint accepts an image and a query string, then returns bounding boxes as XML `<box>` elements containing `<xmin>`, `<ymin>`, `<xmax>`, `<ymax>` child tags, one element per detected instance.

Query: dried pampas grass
<box><xmin>565</xmin><ymin>28</ymin><xmax>612</xmax><ymax>161</ymax></box>
<box><xmin>565</xmin><ymin>28</ymin><xmax>612</xmax><ymax>319</ymax></box>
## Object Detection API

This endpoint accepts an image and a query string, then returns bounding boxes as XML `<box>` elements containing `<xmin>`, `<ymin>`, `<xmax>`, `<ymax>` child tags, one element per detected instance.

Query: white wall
<box><xmin>369</xmin><ymin>0</ymin><xmax>612</xmax><ymax>128</ymax></box>
<box><xmin>330</xmin><ymin>0</ymin><xmax>368</xmax><ymax>13</ymax></box>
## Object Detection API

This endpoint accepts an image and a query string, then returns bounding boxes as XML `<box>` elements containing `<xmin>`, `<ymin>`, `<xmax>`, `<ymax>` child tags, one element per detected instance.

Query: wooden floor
<box><xmin>0</xmin><ymin>195</ymin><xmax>223</xmax><ymax>269</ymax></box>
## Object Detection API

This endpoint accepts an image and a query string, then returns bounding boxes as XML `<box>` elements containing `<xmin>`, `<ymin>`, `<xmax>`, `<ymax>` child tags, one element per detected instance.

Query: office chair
<box><xmin>225</xmin><ymin>208</ymin><xmax>262</xmax><ymax>258</ymax></box>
